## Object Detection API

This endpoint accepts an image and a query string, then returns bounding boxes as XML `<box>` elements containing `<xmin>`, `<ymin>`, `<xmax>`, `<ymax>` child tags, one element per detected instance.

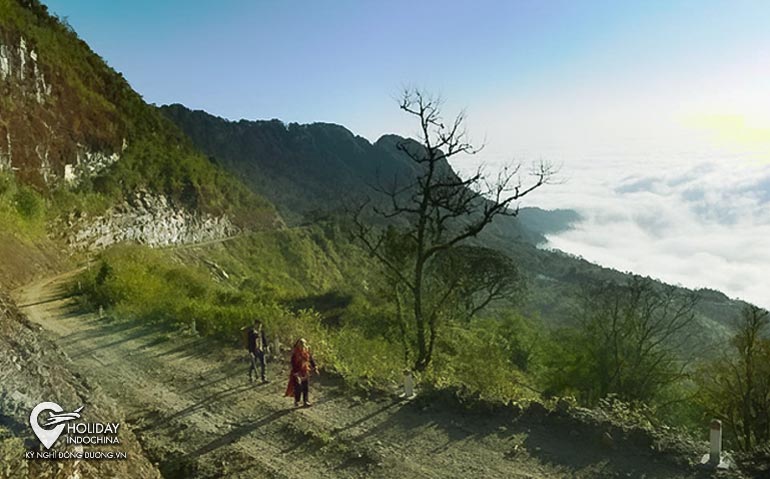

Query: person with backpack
<box><xmin>285</xmin><ymin>338</ymin><xmax>317</xmax><ymax>407</ymax></box>
<box><xmin>246</xmin><ymin>319</ymin><xmax>268</xmax><ymax>383</ymax></box>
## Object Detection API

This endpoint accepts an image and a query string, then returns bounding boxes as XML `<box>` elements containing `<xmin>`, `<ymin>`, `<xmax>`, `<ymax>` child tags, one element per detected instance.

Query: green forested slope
<box><xmin>160</xmin><ymin>104</ymin><xmax>574</xmax><ymax>244</ymax></box>
<box><xmin>160</xmin><ymin>103</ymin><xmax>749</xmax><ymax>352</ymax></box>
<box><xmin>0</xmin><ymin>0</ymin><xmax>276</xmax><ymax>229</ymax></box>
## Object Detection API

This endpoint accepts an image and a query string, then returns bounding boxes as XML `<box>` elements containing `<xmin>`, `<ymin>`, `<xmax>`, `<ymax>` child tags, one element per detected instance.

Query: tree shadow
<box><xmin>16</xmin><ymin>295</ymin><xmax>65</xmax><ymax>308</ymax></box>
<box><xmin>351</xmin><ymin>396</ymin><xmax>509</xmax><ymax>446</ymax></box>
<box><xmin>64</xmin><ymin>321</ymin><xmax>169</xmax><ymax>359</ymax></box>
<box><xmin>186</xmin><ymin>408</ymin><xmax>293</xmax><ymax>457</ymax></box>
<box><xmin>17</xmin><ymin>281</ymin><xmax>72</xmax><ymax>308</ymax></box>
<box><xmin>160</xmin><ymin>382</ymin><xmax>258</xmax><ymax>425</ymax></box>
<box><xmin>332</xmin><ymin>400</ymin><xmax>401</xmax><ymax>438</ymax></box>
<box><xmin>154</xmin><ymin>337</ymin><xmax>210</xmax><ymax>359</ymax></box>
<box><xmin>335</xmin><ymin>395</ymin><xmax>699</xmax><ymax>478</ymax></box>
<box><xmin>519</xmin><ymin>417</ymin><xmax>703</xmax><ymax>479</ymax></box>
<box><xmin>179</xmin><ymin>363</ymin><xmax>244</xmax><ymax>393</ymax></box>
<box><xmin>286</xmin><ymin>291</ymin><xmax>353</xmax><ymax>327</ymax></box>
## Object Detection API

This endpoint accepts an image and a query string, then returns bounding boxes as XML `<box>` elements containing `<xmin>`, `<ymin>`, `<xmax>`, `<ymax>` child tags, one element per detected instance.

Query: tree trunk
<box><xmin>413</xmin><ymin>283</ymin><xmax>428</xmax><ymax>372</ymax></box>
<box><xmin>395</xmin><ymin>288</ymin><xmax>410</xmax><ymax>368</ymax></box>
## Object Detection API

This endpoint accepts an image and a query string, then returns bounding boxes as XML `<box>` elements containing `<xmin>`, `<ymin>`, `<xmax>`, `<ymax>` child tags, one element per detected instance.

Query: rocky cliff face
<box><xmin>0</xmin><ymin>32</ymin><xmax>55</xmax><ymax>181</ymax></box>
<box><xmin>0</xmin><ymin>35</ymin><xmax>51</xmax><ymax>103</ymax></box>
<box><xmin>1</xmin><ymin>2</ymin><xmax>280</xmax><ymax>242</ymax></box>
<box><xmin>0</xmin><ymin>17</ymin><xmax>126</xmax><ymax>188</ymax></box>
<box><xmin>61</xmin><ymin>191</ymin><xmax>239</xmax><ymax>251</ymax></box>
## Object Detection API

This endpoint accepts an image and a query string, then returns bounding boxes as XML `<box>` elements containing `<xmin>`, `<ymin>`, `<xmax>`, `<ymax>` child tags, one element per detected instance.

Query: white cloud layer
<box><xmin>527</xmin><ymin>156</ymin><xmax>769</xmax><ymax>309</ymax></box>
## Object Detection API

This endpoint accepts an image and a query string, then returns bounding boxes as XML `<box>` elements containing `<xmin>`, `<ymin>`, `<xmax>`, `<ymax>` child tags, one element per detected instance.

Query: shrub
<box><xmin>331</xmin><ymin>328</ymin><xmax>401</xmax><ymax>389</ymax></box>
<box><xmin>74</xmin><ymin>241</ymin><xmax>539</xmax><ymax>403</ymax></box>
<box><xmin>428</xmin><ymin>320</ymin><xmax>533</xmax><ymax>402</ymax></box>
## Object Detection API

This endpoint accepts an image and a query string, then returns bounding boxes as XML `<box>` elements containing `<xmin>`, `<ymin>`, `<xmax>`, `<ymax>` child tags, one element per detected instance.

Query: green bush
<box><xmin>76</xmin><ymin>243</ymin><xmax>333</xmax><ymax>359</ymax></box>
<box><xmin>331</xmin><ymin>328</ymin><xmax>402</xmax><ymax>389</ymax></box>
<box><xmin>428</xmin><ymin>319</ymin><xmax>536</xmax><ymax>402</ymax></box>
<box><xmin>0</xmin><ymin>173</ymin><xmax>14</xmax><ymax>197</ymax></box>
<box><xmin>0</xmin><ymin>173</ymin><xmax>46</xmax><ymax>236</ymax></box>
<box><xmin>82</xmin><ymin>245</ymin><xmax>232</xmax><ymax>324</ymax></box>
<box><xmin>74</xmin><ymin>240</ymin><xmax>541</xmax><ymax>403</ymax></box>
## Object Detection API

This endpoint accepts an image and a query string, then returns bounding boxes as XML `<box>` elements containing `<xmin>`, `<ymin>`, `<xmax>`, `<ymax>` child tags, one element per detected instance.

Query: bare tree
<box><xmin>545</xmin><ymin>277</ymin><xmax>699</xmax><ymax>405</ymax></box>
<box><xmin>699</xmin><ymin>305</ymin><xmax>770</xmax><ymax>451</ymax></box>
<box><xmin>582</xmin><ymin>278</ymin><xmax>699</xmax><ymax>403</ymax></box>
<box><xmin>353</xmin><ymin>89</ymin><xmax>553</xmax><ymax>371</ymax></box>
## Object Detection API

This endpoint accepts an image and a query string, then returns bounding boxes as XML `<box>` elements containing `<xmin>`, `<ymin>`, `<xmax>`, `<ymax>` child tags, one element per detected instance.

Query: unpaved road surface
<box><xmin>14</xmin><ymin>271</ymin><xmax>709</xmax><ymax>479</ymax></box>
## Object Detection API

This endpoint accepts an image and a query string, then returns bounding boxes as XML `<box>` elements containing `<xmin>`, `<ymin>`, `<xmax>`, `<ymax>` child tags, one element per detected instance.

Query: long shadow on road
<box><xmin>161</xmin><ymin>382</ymin><xmax>262</xmax><ymax>426</ymax></box>
<box><xmin>332</xmin><ymin>400</ymin><xmax>401</xmax><ymax>438</ymax></box>
<box><xmin>64</xmin><ymin>320</ymin><xmax>170</xmax><ymax>360</ymax></box>
<box><xmin>188</xmin><ymin>408</ymin><xmax>294</xmax><ymax>457</ymax></box>
<box><xmin>344</xmin><ymin>397</ymin><xmax>698</xmax><ymax>478</ymax></box>
<box><xmin>180</xmin><ymin>363</ymin><xmax>245</xmax><ymax>394</ymax></box>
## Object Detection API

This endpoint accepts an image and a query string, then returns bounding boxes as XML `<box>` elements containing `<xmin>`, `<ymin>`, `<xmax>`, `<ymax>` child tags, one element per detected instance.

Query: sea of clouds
<box><xmin>528</xmin><ymin>155</ymin><xmax>769</xmax><ymax>309</ymax></box>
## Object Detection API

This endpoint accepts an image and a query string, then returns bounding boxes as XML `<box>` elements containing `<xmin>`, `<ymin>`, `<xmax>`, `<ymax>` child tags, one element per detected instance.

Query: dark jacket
<box><xmin>248</xmin><ymin>325</ymin><xmax>267</xmax><ymax>353</ymax></box>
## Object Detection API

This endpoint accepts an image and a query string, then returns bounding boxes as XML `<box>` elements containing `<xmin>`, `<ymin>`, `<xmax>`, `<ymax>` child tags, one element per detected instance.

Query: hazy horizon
<box><xmin>45</xmin><ymin>0</ymin><xmax>769</xmax><ymax>308</ymax></box>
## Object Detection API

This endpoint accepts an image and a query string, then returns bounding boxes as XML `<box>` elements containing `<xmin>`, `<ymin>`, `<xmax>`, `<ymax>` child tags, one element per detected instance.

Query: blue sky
<box><xmin>44</xmin><ymin>1</ymin><xmax>770</xmax><ymax>307</ymax></box>
<box><xmin>45</xmin><ymin>1</ymin><xmax>770</xmax><ymax>154</ymax></box>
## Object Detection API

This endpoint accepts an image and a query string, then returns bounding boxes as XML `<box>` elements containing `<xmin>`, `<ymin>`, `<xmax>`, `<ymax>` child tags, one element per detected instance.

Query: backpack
<box><xmin>240</xmin><ymin>326</ymin><xmax>250</xmax><ymax>350</ymax></box>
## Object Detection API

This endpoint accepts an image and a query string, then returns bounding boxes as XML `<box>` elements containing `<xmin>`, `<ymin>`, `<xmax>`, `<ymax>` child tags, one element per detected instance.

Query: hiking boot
<box><xmin>303</xmin><ymin>401</ymin><xmax>313</xmax><ymax>407</ymax></box>
<box><xmin>294</xmin><ymin>401</ymin><xmax>300</xmax><ymax>408</ymax></box>
<box><xmin>261</xmin><ymin>378</ymin><xmax>269</xmax><ymax>384</ymax></box>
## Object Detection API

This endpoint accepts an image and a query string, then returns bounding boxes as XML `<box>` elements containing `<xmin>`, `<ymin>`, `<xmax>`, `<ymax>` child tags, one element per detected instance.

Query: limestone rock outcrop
<box><xmin>61</xmin><ymin>190</ymin><xmax>239</xmax><ymax>250</ymax></box>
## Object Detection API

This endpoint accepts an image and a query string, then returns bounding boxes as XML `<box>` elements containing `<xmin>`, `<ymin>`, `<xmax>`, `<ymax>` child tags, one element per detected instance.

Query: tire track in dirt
<box><xmin>14</xmin><ymin>272</ymin><xmax>331</xmax><ymax>478</ymax></box>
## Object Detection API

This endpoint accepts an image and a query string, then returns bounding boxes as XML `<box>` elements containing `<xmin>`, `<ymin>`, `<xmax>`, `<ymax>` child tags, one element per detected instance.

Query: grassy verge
<box><xmin>72</xmin><ymin>228</ymin><xmax>538</xmax><ymax>403</ymax></box>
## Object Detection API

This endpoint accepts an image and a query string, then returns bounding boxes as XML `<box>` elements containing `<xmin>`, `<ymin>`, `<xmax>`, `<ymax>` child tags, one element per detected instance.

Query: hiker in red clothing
<box><xmin>285</xmin><ymin>338</ymin><xmax>317</xmax><ymax>407</ymax></box>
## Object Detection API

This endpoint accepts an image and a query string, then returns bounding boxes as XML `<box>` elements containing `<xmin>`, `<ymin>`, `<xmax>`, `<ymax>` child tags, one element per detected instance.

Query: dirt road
<box><xmin>13</xmin><ymin>271</ymin><xmax>707</xmax><ymax>479</ymax></box>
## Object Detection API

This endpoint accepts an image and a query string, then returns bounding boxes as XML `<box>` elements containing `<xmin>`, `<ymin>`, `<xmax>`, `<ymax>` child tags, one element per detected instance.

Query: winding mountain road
<box><xmin>12</xmin><ymin>270</ymin><xmax>703</xmax><ymax>479</ymax></box>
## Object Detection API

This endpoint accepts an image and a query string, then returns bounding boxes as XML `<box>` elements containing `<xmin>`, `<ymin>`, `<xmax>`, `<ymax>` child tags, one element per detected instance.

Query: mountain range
<box><xmin>157</xmin><ymin>103</ymin><xmax>748</xmax><ymax>340</ymax></box>
<box><xmin>0</xmin><ymin>0</ymin><xmax>749</xmax><ymax>351</ymax></box>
